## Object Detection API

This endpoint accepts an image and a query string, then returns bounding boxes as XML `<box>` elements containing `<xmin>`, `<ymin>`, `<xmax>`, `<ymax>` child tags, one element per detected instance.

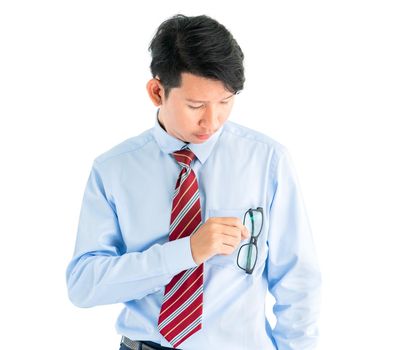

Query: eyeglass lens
<box><xmin>244</xmin><ymin>210</ymin><xmax>262</xmax><ymax>238</ymax></box>
<box><xmin>237</xmin><ymin>243</ymin><xmax>258</xmax><ymax>271</ymax></box>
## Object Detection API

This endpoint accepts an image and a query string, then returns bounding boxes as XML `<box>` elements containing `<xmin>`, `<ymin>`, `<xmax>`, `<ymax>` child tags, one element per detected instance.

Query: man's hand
<box><xmin>190</xmin><ymin>217</ymin><xmax>249</xmax><ymax>265</ymax></box>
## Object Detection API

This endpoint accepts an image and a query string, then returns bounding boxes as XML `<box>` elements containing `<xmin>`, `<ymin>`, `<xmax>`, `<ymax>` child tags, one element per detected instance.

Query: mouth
<box><xmin>195</xmin><ymin>134</ymin><xmax>212</xmax><ymax>140</ymax></box>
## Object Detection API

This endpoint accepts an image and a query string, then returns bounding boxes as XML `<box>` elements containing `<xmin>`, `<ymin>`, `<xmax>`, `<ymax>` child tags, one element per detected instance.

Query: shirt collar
<box><xmin>152</xmin><ymin>109</ymin><xmax>224</xmax><ymax>165</ymax></box>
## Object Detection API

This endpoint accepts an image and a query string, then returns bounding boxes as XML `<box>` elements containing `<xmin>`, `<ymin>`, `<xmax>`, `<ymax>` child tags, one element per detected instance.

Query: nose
<box><xmin>199</xmin><ymin>106</ymin><xmax>219</xmax><ymax>132</ymax></box>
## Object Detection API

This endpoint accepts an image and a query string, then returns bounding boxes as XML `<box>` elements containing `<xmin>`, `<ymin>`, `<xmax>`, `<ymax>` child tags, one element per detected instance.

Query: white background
<box><xmin>1</xmin><ymin>1</ymin><xmax>397</xmax><ymax>349</ymax></box>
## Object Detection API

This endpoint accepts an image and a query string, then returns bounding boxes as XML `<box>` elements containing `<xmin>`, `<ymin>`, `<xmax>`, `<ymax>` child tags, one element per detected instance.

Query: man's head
<box><xmin>146</xmin><ymin>14</ymin><xmax>245</xmax><ymax>144</ymax></box>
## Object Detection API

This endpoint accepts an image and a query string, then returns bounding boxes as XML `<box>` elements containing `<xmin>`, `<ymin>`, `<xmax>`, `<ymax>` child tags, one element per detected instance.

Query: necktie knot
<box><xmin>172</xmin><ymin>148</ymin><xmax>196</xmax><ymax>168</ymax></box>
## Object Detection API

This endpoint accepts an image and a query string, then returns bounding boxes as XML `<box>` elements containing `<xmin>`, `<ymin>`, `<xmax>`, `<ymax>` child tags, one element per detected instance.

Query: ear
<box><xmin>146</xmin><ymin>78</ymin><xmax>164</xmax><ymax>107</ymax></box>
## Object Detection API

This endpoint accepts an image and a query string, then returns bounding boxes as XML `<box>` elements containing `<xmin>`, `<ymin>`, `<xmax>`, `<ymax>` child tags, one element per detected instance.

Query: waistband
<box><xmin>121</xmin><ymin>336</ymin><xmax>179</xmax><ymax>350</ymax></box>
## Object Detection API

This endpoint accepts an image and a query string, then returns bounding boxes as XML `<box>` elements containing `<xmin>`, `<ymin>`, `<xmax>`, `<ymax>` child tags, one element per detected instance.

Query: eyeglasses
<box><xmin>237</xmin><ymin>207</ymin><xmax>264</xmax><ymax>274</ymax></box>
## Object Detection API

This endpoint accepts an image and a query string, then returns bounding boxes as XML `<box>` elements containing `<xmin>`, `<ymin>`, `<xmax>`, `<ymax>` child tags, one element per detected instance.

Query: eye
<box><xmin>220</xmin><ymin>98</ymin><xmax>233</xmax><ymax>105</ymax></box>
<box><xmin>188</xmin><ymin>105</ymin><xmax>204</xmax><ymax>110</ymax></box>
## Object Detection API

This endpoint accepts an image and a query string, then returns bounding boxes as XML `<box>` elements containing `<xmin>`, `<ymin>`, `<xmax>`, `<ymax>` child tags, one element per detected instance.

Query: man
<box><xmin>66</xmin><ymin>14</ymin><xmax>321</xmax><ymax>350</ymax></box>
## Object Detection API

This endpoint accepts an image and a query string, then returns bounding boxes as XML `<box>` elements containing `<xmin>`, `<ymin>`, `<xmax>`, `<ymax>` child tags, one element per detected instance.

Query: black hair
<box><xmin>148</xmin><ymin>14</ymin><xmax>245</xmax><ymax>99</ymax></box>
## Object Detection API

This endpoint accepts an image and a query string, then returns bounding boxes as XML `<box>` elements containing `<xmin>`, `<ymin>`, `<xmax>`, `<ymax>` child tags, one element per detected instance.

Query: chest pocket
<box><xmin>205</xmin><ymin>208</ymin><xmax>249</xmax><ymax>269</ymax></box>
<box><xmin>205</xmin><ymin>208</ymin><xmax>269</xmax><ymax>272</ymax></box>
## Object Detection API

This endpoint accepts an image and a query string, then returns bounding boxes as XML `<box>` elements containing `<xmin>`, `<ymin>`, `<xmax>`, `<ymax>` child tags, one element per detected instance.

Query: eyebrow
<box><xmin>185</xmin><ymin>94</ymin><xmax>235</xmax><ymax>103</ymax></box>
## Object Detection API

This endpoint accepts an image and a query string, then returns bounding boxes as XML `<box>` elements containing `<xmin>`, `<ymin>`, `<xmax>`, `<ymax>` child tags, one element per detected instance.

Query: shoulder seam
<box><xmin>94</xmin><ymin>134</ymin><xmax>155</xmax><ymax>166</ymax></box>
<box><xmin>223</xmin><ymin>121</ymin><xmax>283</xmax><ymax>148</ymax></box>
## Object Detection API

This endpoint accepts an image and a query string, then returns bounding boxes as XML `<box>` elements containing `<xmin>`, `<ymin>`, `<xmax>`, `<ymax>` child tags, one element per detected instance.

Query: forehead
<box><xmin>172</xmin><ymin>72</ymin><xmax>232</xmax><ymax>102</ymax></box>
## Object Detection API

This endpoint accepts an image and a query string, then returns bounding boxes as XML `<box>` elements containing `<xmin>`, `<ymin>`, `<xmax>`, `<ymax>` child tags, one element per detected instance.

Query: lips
<box><xmin>196</xmin><ymin>134</ymin><xmax>211</xmax><ymax>140</ymax></box>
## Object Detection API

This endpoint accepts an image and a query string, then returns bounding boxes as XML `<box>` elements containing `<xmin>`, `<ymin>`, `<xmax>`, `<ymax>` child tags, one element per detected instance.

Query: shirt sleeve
<box><xmin>265</xmin><ymin>147</ymin><xmax>322</xmax><ymax>350</ymax></box>
<box><xmin>66</xmin><ymin>161</ymin><xmax>197</xmax><ymax>308</ymax></box>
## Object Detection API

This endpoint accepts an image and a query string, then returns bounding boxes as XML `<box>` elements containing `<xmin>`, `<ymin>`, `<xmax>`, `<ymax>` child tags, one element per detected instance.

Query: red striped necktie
<box><xmin>158</xmin><ymin>148</ymin><xmax>203</xmax><ymax>348</ymax></box>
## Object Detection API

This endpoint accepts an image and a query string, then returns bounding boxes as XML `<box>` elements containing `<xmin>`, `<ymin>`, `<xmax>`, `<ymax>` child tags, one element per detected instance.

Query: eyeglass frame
<box><xmin>236</xmin><ymin>207</ymin><xmax>264</xmax><ymax>274</ymax></box>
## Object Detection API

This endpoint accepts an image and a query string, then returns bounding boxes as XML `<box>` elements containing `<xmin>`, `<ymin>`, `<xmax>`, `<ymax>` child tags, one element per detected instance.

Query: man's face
<box><xmin>156</xmin><ymin>72</ymin><xmax>235</xmax><ymax>144</ymax></box>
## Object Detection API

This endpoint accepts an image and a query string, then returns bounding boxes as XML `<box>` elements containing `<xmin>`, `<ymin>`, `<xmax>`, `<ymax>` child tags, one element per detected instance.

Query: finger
<box><xmin>217</xmin><ymin>225</ymin><xmax>242</xmax><ymax>238</ymax></box>
<box><xmin>220</xmin><ymin>234</ymin><xmax>241</xmax><ymax>249</ymax></box>
<box><xmin>219</xmin><ymin>224</ymin><xmax>249</xmax><ymax>240</ymax></box>
<box><xmin>211</xmin><ymin>216</ymin><xmax>244</xmax><ymax>229</ymax></box>
<box><xmin>218</xmin><ymin>244</ymin><xmax>236</xmax><ymax>256</ymax></box>
<box><xmin>242</xmin><ymin>226</ymin><xmax>249</xmax><ymax>239</ymax></box>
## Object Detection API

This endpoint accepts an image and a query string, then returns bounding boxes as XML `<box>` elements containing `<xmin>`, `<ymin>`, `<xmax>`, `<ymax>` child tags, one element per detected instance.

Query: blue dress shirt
<box><xmin>66</xmin><ymin>113</ymin><xmax>321</xmax><ymax>350</ymax></box>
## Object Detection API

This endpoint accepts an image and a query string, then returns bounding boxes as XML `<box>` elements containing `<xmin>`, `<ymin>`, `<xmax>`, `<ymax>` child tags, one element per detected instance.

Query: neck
<box><xmin>157</xmin><ymin>110</ymin><xmax>167</xmax><ymax>132</ymax></box>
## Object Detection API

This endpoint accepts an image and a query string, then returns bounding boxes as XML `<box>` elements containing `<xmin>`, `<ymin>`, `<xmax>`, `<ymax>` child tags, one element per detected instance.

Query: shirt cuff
<box><xmin>162</xmin><ymin>236</ymin><xmax>198</xmax><ymax>275</ymax></box>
